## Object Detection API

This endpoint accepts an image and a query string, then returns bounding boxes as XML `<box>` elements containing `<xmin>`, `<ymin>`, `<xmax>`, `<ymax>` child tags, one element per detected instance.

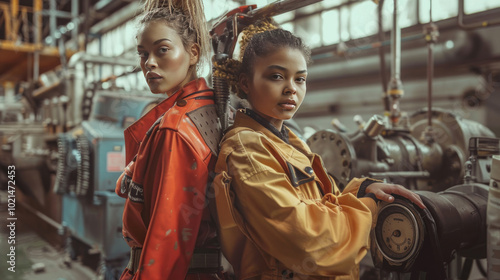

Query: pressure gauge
<box><xmin>372</xmin><ymin>198</ymin><xmax>426</xmax><ymax>272</ymax></box>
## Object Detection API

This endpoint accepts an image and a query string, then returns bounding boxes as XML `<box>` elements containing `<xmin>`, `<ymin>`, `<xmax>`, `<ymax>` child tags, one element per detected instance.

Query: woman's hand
<box><xmin>365</xmin><ymin>183</ymin><xmax>426</xmax><ymax>209</ymax></box>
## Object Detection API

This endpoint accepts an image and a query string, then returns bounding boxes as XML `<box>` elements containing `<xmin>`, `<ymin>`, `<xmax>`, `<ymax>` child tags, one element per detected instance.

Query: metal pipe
<box><xmin>67</xmin><ymin>52</ymin><xmax>138</xmax><ymax>68</ymax></box>
<box><xmin>422</xmin><ymin>0</ymin><xmax>439</xmax><ymax>144</ymax></box>
<box><xmin>458</xmin><ymin>0</ymin><xmax>500</xmax><ymax>30</ymax></box>
<box><xmin>387</xmin><ymin>0</ymin><xmax>404</xmax><ymax>127</ymax></box>
<box><xmin>427</xmin><ymin>41</ymin><xmax>433</xmax><ymax>128</ymax></box>
<box><xmin>246</xmin><ymin>0</ymin><xmax>323</xmax><ymax>20</ymax></box>
<box><xmin>71</xmin><ymin>0</ymin><xmax>78</xmax><ymax>50</ymax></box>
<box><xmin>33</xmin><ymin>0</ymin><xmax>42</xmax><ymax>81</ymax></box>
<box><xmin>390</xmin><ymin>0</ymin><xmax>401</xmax><ymax>84</ymax></box>
<box><xmin>377</xmin><ymin>0</ymin><xmax>389</xmax><ymax>113</ymax></box>
<box><xmin>427</xmin><ymin>0</ymin><xmax>435</xmax><ymax>128</ymax></box>
<box><xmin>368</xmin><ymin>171</ymin><xmax>430</xmax><ymax>179</ymax></box>
<box><xmin>9</xmin><ymin>0</ymin><xmax>19</xmax><ymax>42</ymax></box>
<box><xmin>89</xmin><ymin>1</ymin><xmax>140</xmax><ymax>35</ymax></box>
<box><xmin>49</xmin><ymin>0</ymin><xmax>56</xmax><ymax>46</ymax></box>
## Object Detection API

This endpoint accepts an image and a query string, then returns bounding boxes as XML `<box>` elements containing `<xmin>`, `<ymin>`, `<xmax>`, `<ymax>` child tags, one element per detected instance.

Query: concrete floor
<box><xmin>0</xmin><ymin>202</ymin><xmax>98</xmax><ymax>280</ymax></box>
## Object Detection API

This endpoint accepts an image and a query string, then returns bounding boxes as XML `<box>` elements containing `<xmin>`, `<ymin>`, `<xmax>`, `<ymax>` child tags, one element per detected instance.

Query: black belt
<box><xmin>126</xmin><ymin>247</ymin><xmax>222</xmax><ymax>274</ymax></box>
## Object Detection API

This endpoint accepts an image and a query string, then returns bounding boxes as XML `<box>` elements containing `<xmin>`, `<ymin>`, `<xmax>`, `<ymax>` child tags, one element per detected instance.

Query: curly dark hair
<box><xmin>240</xmin><ymin>28</ymin><xmax>312</xmax><ymax>78</ymax></box>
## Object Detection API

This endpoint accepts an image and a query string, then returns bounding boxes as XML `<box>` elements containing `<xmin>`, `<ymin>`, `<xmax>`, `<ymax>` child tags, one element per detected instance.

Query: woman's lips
<box><xmin>146</xmin><ymin>72</ymin><xmax>162</xmax><ymax>82</ymax></box>
<box><xmin>148</xmin><ymin>77</ymin><xmax>162</xmax><ymax>83</ymax></box>
<box><xmin>279</xmin><ymin>104</ymin><xmax>295</xmax><ymax>110</ymax></box>
<box><xmin>279</xmin><ymin>103</ymin><xmax>296</xmax><ymax>110</ymax></box>
<box><xmin>279</xmin><ymin>100</ymin><xmax>297</xmax><ymax>110</ymax></box>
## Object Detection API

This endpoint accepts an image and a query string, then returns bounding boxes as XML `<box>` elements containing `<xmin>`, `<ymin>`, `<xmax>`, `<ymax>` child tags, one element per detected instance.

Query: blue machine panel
<box><xmin>62</xmin><ymin>191</ymin><xmax>128</xmax><ymax>260</ymax></box>
<box><xmin>82</xmin><ymin>120</ymin><xmax>126</xmax><ymax>192</ymax></box>
<box><xmin>60</xmin><ymin>92</ymin><xmax>164</xmax><ymax>263</ymax></box>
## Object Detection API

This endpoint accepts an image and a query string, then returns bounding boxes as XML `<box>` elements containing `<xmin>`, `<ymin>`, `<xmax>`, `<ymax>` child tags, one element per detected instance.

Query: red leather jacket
<box><xmin>115</xmin><ymin>78</ymin><xmax>221</xmax><ymax>279</ymax></box>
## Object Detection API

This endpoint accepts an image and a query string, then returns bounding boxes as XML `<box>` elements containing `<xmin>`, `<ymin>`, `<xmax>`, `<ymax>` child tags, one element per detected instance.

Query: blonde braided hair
<box><xmin>213</xmin><ymin>18</ymin><xmax>278</xmax><ymax>99</ymax></box>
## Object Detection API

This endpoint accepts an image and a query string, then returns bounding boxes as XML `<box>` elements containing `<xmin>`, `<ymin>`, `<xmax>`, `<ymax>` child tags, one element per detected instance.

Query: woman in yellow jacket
<box><xmin>212</xmin><ymin>26</ymin><xmax>425</xmax><ymax>279</ymax></box>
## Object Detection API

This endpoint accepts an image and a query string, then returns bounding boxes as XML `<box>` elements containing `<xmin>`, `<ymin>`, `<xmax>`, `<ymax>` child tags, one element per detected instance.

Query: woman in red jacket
<box><xmin>115</xmin><ymin>1</ymin><xmax>222</xmax><ymax>279</ymax></box>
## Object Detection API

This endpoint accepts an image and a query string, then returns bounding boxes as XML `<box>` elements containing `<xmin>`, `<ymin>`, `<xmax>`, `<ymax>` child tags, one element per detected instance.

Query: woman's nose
<box><xmin>283</xmin><ymin>81</ymin><xmax>297</xmax><ymax>95</ymax></box>
<box><xmin>145</xmin><ymin>56</ymin><xmax>157</xmax><ymax>69</ymax></box>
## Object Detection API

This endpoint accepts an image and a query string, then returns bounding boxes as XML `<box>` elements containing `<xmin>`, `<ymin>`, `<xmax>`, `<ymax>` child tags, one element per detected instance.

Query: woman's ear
<box><xmin>239</xmin><ymin>73</ymin><xmax>250</xmax><ymax>94</ymax></box>
<box><xmin>189</xmin><ymin>43</ymin><xmax>200</xmax><ymax>65</ymax></box>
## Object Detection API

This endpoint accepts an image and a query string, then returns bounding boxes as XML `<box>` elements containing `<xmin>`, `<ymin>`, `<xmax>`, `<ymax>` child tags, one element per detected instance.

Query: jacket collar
<box><xmin>123</xmin><ymin>78</ymin><xmax>211</xmax><ymax>162</ymax></box>
<box><xmin>231</xmin><ymin>110</ymin><xmax>313</xmax><ymax>161</ymax></box>
<box><xmin>242</xmin><ymin>109</ymin><xmax>289</xmax><ymax>144</ymax></box>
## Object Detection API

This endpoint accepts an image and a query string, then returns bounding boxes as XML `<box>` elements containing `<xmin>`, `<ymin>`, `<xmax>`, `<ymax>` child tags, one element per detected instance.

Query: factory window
<box><xmin>205</xmin><ymin>0</ymin><xmax>242</xmax><ymax>21</ymax></box>
<box><xmin>322</xmin><ymin>10</ymin><xmax>340</xmax><ymax>45</ymax></box>
<box><xmin>295</xmin><ymin>15</ymin><xmax>322</xmax><ymax>48</ymax></box>
<box><xmin>287</xmin><ymin>0</ymin><xmax>418</xmax><ymax>46</ymax></box>
<box><xmin>381</xmin><ymin>0</ymin><xmax>417</xmax><ymax>29</ymax></box>
<box><xmin>465</xmin><ymin>0</ymin><xmax>500</xmax><ymax>14</ymax></box>
<box><xmin>419</xmin><ymin>0</ymin><xmax>458</xmax><ymax>23</ymax></box>
<box><xmin>349</xmin><ymin>1</ymin><xmax>379</xmax><ymax>40</ymax></box>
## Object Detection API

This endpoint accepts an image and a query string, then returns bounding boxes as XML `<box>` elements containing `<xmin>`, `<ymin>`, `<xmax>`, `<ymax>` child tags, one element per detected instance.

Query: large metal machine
<box><xmin>0</xmin><ymin>50</ymin><xmax>161</xmax><ymax>277</ymax></box>
<box><xmin>307</xmin><ymin>108</ymin><xmax>495</xmax><ymax>191</ymax></box>
<box><xmin>57</xmin><ymin>89</ymin><xmax>162</xmax><ymax>277</ymax></box>
<box><xmin>303</xmin><ymin>0</ymin><xmax>500</xmax><ymax>279</ymax></box>
<box><xmin>368</xmin><ymin>137</ymin><xmax>498</xmax><ymax>279</ymax></box>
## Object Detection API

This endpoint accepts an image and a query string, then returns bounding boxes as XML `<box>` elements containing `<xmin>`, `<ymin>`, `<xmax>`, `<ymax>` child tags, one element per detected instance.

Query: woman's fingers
<box><xmin>373</xmin><ymin>190</ymin><xmax>394</xmax><ymax>203</ymax></box>
<box><xmin>389</xmin><ymin>185</ymin><xmax>426</xmax><ymax>209</ymax></box>
<box><xmin>368</xmin><ymin>183</ymin><xmax>426</xmax><ymax>209</ymax></box>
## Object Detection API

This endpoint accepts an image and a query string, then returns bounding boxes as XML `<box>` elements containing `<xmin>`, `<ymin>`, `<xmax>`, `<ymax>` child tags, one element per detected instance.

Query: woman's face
<box><xmin>137</xmin><ymin>20</ymin><xmax>199</xmax><ymax>96</ymax></box>
<box><xmin>240</xmin><ymin>47</ymin><xmax>307</xmax><ymax>130</ymax></box>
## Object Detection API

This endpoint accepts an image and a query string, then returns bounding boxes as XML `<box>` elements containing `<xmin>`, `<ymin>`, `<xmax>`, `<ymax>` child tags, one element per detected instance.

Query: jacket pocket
<box><xmin>213</xmin><ymin>171</ymin><xmax>238</xmax><ymax>229</ymax></box>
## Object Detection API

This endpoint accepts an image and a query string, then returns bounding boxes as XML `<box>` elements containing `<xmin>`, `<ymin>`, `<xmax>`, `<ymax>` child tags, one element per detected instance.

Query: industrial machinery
<box><xmin>304</xmin><ymin>0</ymin><xmax>499</xmax><ymax>279</ymax></box>
<box><xmin>306</xmin><ymin>109</ymin><xmax>495</xmax><ymax>191</ymax></box>
<box><xmin>369</xmin><ymin>137</ymin><xmax>498</xmax><ymax>279</ymax></box>
<box><xmin>56</xmin><ymin>88</ymin><xmax>163</xmax><ymax>278</ymax></box>
<box><xmin>0</xmin><ymin>49</ymin><xmax>156</xmax><ymax>277</ymax></box>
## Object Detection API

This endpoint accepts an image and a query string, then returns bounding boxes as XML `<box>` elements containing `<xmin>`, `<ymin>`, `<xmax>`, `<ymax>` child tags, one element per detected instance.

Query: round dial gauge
<box><xmin>375</xmin><ymin>203</ymin><xmax>422</xmax><ymax>263</ymax></box>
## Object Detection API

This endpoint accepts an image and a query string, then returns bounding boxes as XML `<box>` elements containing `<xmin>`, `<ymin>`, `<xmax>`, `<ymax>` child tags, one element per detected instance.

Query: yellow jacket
<box><xmin>212</xmin><ymin>110</ymin><xmax>378</xmax><ymax>280</ymax></box>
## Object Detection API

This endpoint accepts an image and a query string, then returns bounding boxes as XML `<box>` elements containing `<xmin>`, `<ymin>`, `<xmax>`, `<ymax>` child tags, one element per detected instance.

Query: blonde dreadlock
<box><xmin>212</xmin><ymin>18</ymin><xmax>279</xmax><ymax>99</ymax></box>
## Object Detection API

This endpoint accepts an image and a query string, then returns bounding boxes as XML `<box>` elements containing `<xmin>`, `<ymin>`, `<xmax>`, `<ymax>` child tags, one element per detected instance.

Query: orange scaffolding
<box><xmin>0</xmin><ymin>0</ymin><xmax>75</xmax><ymax>85</ymax></box>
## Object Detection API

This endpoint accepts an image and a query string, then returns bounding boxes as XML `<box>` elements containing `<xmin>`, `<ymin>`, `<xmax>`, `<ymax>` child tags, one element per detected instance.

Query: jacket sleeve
<box><xmin>226</xmin><ymin>137</ymin><xmax>374</xmax><ymax>276</ymax></box>
<box><xmin>133</xmin><ymin>131</ymin><xmax>210</xmax><ymax>280</ymax></box>
<box><xmin>115</xmin><ymin>160</ymin><xmax>135</xmax><ymax>199</ymax></box>
<box><xmin>341</xmin><ymin>177</ymin><xmax>380</xmax><ymax>218</ymax></box>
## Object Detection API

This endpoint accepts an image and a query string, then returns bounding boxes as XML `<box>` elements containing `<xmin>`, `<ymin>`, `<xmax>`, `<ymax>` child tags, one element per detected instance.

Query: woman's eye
<box><xmin>159</xmin><ymin>47</ymin><xmax>169</xmax><ymax>54</ymax></box>
<box><xmin>271</xmin><ymin>74</ymin><xmax>284</xmax><ymax>80</ymax></box>
<box><xmin>137</xmin><ymin>51</ymin><xmax>148</xmax><ymax>59</ymax></box>
<box><xmin>296</xmin><ymin>77</ymin><xmax>307</xmax><ymax>83</ymax></box>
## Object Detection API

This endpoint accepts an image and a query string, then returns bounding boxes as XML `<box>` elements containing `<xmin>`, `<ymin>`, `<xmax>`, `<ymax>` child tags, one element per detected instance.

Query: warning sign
<box><xmin>107</xmin><ymin>152</ymin><xmax>125</xmax><ymax>172</ymax></box>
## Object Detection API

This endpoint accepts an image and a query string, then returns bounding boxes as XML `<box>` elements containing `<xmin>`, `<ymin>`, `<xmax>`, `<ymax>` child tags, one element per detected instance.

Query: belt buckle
<box><xmin>187</xmin><ymin>248</ymin><xmax>222</xmax><ymax>274</ymax></box>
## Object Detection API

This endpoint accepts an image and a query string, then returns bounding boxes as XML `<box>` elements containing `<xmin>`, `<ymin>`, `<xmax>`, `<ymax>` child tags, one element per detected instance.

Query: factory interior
<box><xmin>1</xmin><ymin>0</ymin><xmax>500</xmax><ymax>279</ymax></box>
